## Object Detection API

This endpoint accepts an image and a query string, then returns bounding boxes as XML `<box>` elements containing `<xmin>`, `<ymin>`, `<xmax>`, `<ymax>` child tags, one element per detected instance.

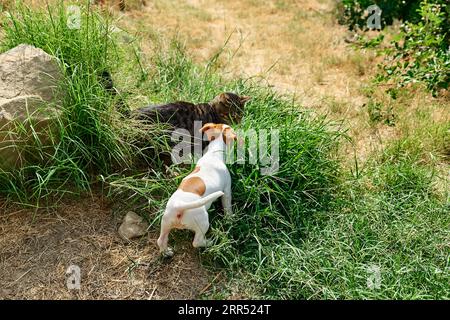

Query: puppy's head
<box><xmin>199</xmin><ymin>123</ymin><xmax>237</xmax><ymax>144</ymax></box>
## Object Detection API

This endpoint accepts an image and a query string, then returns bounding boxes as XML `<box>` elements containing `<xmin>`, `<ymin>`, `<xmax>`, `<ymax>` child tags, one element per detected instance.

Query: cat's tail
<box><xmin>100</xmin><ymin>70</ymin><xmax>131</xmax><ymax>118</ymax></box>
<box><xmin>174</xmin><ymin>191</ymin><xmax>224</xmax><ymax>211</ymax></box>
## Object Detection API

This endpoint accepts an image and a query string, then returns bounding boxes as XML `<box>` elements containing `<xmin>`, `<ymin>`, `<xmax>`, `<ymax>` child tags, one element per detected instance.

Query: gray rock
<box><xmin>118</xmin><ymin>211</ymin><xmax>149</xmax><ymax>240</ymax></box>
<box><xmin>0</xmin><ymin>44</ymin><xmax>63</xmax><ymax>169</ymax></box>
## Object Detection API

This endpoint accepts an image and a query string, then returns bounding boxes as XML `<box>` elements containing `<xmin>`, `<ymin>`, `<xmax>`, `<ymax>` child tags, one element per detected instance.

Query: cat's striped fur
<box><xmin>133</xmin><ymin>93</ymin><xmax>250</xmax><ymax>137</ymax></box>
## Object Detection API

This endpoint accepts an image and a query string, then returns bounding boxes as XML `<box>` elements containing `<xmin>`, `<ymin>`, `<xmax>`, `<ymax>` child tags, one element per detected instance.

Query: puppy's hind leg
<box><xmin>192</xmin><ymin>211</ymin><xmax>211</xmax><ymax>248</ymax></box>
<box><xmin>157</xmin><ymin>215</ymin><xmax>173</xmax><ymax>257</ymax></box>
<box><xmin>221</xmin><ymin>184</ymin><xmax>233</xmax><ymax>216</ymax></box>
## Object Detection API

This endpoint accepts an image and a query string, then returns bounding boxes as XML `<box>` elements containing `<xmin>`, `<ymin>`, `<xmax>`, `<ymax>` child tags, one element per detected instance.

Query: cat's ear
<box><xmin>240</xmin><ymin>96</ymin><xmax>251</xmax><ymax>104</ymax></box>
<box><xmin>209</xmin><ymin>93</ymin><xmax>227</xmax><ymax>106</ymax></box>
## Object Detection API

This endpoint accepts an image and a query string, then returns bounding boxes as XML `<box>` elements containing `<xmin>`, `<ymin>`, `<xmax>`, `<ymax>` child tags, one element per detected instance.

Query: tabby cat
<box><xmin>133</xmin><ymin>92</ymin><xmax>250</xmax><ymax>136</ymax></box>
<box><xmin>133</xmin><ymin>92</ymin><xmax>250</xmax><ymax>164</ymax></box>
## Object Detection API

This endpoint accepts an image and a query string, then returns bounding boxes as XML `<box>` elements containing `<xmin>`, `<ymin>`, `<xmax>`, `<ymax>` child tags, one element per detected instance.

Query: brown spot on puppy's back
<box><xmin>179</xmin><ymin>176</ymin><xmax>206</xmax><ymax>196</ymax></box>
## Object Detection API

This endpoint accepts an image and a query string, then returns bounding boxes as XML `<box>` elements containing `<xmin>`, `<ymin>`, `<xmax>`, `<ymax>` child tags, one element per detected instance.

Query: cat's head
<box><xmin>209</xmin><ymin>92</ymin><xmax>250</xmax><ymax>124</ymax></box>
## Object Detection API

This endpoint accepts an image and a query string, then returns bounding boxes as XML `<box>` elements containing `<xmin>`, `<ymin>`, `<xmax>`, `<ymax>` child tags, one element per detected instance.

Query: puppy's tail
<box><xmin>174</xmin><ymin>191</ymin><xmax>224</xmax><ymax>211</ymax></box>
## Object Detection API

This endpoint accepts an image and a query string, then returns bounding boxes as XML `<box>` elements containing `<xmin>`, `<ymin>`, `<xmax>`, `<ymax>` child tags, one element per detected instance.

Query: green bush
<box><xmin>377</xmin><ymin>1</ymin><xmax>450</xmax><ymax>94</ymax></box>
<box><xmin>339</xmin><ymin>0</ymin><xmax>449</xmax><ymax>95</ymax></box>
<box><xmin>337</xmin><ymin>0</ymin><xmax>423</xmax><ymax>30</ymax></box>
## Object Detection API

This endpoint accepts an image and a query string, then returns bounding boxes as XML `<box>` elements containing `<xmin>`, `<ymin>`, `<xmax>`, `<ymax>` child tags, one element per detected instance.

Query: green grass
<box><xmin>200</xmin><ymin>134</ymin><xmax>448</xmax><ymax>299</ymax></box>
<box><xmin>105</xmin><ymin>36</ymin><xmax>449</xmax><ymax>299</ymax></box>
<box><xmin>0</xmin><ymin>1</ymin><xmax>165</xmax><ymax>205</ymax></box>
<box><xmin>0</xmin><ymin>1</ymin><xmax>448</xmax><ymax>299</ymax></box>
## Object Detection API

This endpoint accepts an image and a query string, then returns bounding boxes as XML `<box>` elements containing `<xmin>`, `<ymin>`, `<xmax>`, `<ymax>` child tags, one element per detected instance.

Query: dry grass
<box><xmin>120</xmin><ymin>0</ymin><xmax>371</xmax><ymax>103</ymax></box>
<box><xmin>117</xmin><ymin>0</ymin><xmax>448</xmax><ymax>164</ymax></box>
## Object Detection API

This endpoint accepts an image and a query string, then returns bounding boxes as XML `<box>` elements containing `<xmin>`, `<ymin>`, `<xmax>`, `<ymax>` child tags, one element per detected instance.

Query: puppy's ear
<box><xmin>199</xmin><ymin>123</ymin><xmax>215</xmax><ymax>133</ymax></box>
<box><xmin>200</xmin><ymin>123</ymin><xmax>219</xmax><ymax>141</ymax></box>
<box><xmin>223</xmin><ymin>127</ymin><xmax>237</xmax><ymax>144</ymax></box>
<box><xmin>240</xmin><ymin>95</ymin><xmax>251</xmax><ymax>104</ymax></box>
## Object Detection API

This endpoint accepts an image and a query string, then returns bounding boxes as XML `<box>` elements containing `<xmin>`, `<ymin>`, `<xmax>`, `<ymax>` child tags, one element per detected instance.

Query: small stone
<box><xmin>118</xmin><ymin>211</ymin><xmax>149</xmax><ymax>240</ymax></box>
<box><xmin>161</xmin><ymin>247</ymin><xmax>174</xmax><ymax>259</ymax></box>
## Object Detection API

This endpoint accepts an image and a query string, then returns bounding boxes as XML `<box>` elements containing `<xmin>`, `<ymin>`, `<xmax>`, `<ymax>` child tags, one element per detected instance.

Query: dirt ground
<box><xmin>0</xmin><ymin>195</ymin><xmax>215</xmax><ymax>299</ymax></box>
<box><xmin>123</xmin><ymin>0</ymin><xmax>369</xmax><ymax>105</ymax></box>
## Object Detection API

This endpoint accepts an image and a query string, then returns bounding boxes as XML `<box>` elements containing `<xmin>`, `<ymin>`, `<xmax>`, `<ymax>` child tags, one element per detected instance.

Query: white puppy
<box><xmin>157</xmin><ymin>123</ymin><xmax>237</xmax><ymax>255</ymax></box>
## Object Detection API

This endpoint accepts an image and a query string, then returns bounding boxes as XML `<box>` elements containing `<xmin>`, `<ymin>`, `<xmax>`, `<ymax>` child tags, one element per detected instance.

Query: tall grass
<box><xmin>0</xmin><ymin>1</ymin><xmax>161</xmax><ymax>204</ymax></box>
<box><xmin>98</xmin><ymin>19</ymin><xmax>448</xmax><ymax>299</ymax></box>
<box><xmin>103</xmin><ymin>32</ymin><xmax>347</xmax><ymax>298</ymax></box>
<box><xmin>205</xmin><ymin>91</ymin><xmax>343</xmax><ymax>261</ymax></box>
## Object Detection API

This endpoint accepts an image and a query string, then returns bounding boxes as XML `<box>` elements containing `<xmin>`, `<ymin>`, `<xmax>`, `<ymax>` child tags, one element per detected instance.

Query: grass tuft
<box><xmin>0</xmin><ymin>1</ymin><xmax>163</xmax><ymax>204</ymax></box>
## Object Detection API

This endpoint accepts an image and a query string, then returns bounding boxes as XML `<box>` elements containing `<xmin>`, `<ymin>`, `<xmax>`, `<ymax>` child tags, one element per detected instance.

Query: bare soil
<box><xmin>0</xmin><ymin>194</ymin><xmax>215</xmax><ymax>299</ymax></box>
